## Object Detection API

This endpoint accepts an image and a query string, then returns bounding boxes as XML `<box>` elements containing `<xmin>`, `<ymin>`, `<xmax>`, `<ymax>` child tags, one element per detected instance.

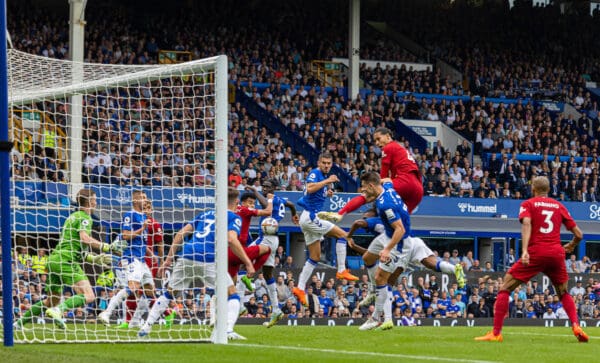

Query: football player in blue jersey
<box><xmin>252</xmin><ymin>179</ymin><xmax>299</xmax><ymax>327</ymax></box>
<box><xmin>356</xmin><ymin>172</ymin><xmax>466</xmax><ymax>331</ymax></box>
<box><xmin>292</xmin><ymin>152</ymin><xmax>358</xmax><ymax>307</ymax></box>
<box><xmin>99</xmin><ymin>190</ymin><xmax>156</xmax><ymax>328</ymax></box>
<box><xmin>138</xmin><ymin>187</ymin><xmax>254</xmax><ymax>340</ymax></box>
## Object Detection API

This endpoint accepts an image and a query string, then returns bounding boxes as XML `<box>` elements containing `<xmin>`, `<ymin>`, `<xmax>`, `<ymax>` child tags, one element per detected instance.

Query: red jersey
<box><xmin>380</xmin><ymin>141</ymin><xmax>419</xmax><ymax>180</ymax></box>
<box><xmin>235</xmin><ymin>205</ymin><xmax>258</xmax><ymax>246</ymax></box>
<box><xmin>145</xmin><ymin>217</ymin><xmax>163</xmax><ymax>275</ymax></box>
<box><xmin>518</xmin><ymin>196</ymin><xmax>577</xmax><ymax>253</ymax></box>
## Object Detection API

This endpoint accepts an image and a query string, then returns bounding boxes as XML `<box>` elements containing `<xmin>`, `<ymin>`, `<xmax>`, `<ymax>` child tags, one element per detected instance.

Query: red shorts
<box><xmin>392</xmin><ymin>172</ymin><xmax>424</xmax><ymax>213</ymax></box>
<box><xmin>227</xmin><ymin>245</ymin><xmax>261</xmax><ymax>277</ymax></box>
<box><xmin>508</xmin><ymin>248</ymin><xmax>568</xmax><ymax>285</ymax></box>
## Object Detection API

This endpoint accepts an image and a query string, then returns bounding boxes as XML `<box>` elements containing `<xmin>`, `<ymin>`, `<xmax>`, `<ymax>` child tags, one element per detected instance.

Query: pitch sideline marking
<box><xmin>230</xmin><ymin>343</ymin><xmax>500</xmax><ymax>363</ymax></box>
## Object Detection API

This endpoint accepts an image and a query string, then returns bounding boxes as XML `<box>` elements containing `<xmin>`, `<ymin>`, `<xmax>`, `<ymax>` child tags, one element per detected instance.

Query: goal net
<box><xmin>5</xmin><ymin>49</ymin><xmax>230</xmax><ymax>343</ymax></box>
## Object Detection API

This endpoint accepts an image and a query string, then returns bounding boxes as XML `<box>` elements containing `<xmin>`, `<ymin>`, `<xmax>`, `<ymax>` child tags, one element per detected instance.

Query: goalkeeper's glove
<box><xmin>83</xmin><ymin>252</ymin><xmax>113</xmax><ymax>268</ymax></box>
<box><xmin>101</xmin><ymin>242</ymin><xmax>123</xmax><ymax>256</ymax></box>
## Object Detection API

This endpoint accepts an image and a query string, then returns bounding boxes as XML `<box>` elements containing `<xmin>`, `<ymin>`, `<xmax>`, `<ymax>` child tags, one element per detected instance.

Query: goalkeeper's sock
<box><xmin>146</xmin><ymin>295</ymin><xmax>170</xmax><ymax>327</ymax></box>
<box><xmin>338</xmin><ymin>195</ymin><xmax>366</xmax><ymax>215</ymax></box>
<box><xmin>336</xmin><ymin>239</ymin><xmax>347</xmax><ymax>273</ymax></box>
<box><xmin>298</xmin><ymin>258</ymin><xmax>318</xmax><ymax>291</ymax></box>
<box><xmin>436</xmin><ymin>260</ymin><xmax>456</xmax><ymax>274</ymax></box>
<box><xmin>226</xmin><ymin>294</ymin><xmax>241</xmax><ymax>333</ymax></box>
<box><xmin>19</xmin><ymin>301</ymin><xmax>45</xmax><ymax>325</ymax></box>
<box><xmin>266</xmin><ymin>277</ymin><xmax>280</xmax><ymax>313</ymax></box>
<box><xmin>57</xmin><ymin>294</ymin><xmax>86</xmax><ymax>312</ymax></box>
<box><xmin>105</xmin><ymin>288</ymin><xmax>129</xmax><ymax>316</ymax></box>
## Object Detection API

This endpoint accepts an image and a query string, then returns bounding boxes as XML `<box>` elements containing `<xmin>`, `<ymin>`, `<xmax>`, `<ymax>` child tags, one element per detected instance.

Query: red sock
<box><xmin>125</xmin><ymin>297</ymin><xmax>137</xmax><ymax>322</ymax></box>
<box><xmin>493</xmin><ymin>290</ymin><xmax>509</xmax><ymax>336</ymax></box>
<box><xmin>560</xmin><ymin>293</ymin><xmax>579</xmax><ymax>325</ymax></box>
<box><xmin>338</xmin><ymin>195</ymin><xmax>366</xmax><ymax>215</ymax></box>
<box><xmin>253</xmin><ymin>248</ymin><xmax>271</xmax><ymax>271</ymax></box>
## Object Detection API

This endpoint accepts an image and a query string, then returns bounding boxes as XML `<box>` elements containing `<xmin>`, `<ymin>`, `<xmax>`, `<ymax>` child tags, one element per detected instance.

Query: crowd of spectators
<box><xmin>7</xmin><ymin>0</ymin><xmax>600</xmax><ymax>205</ymax></box>
<box><xmin>10</xmin><ymin>244</ymin><xmax>600</xmax><ymax>323</ymax></box>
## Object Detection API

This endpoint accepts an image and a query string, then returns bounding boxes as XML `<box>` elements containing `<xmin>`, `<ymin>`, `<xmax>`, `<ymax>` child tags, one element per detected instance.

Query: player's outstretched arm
<box><xmin>256</xmin><ymin>193</ymin><xmax>274</xmax><ymax>217</ymax></box>
<box><xmin>163</xmin><ymin>223</ymin><xmax>193</xmax><ymax>270</ymax></box>
<box><xmin>347</xmin><ymin>219</ymin><xmax>368</xmax><ymax>254</ymax></box>
<box><xmin>285</xmin><ymin>201</ymin><xmax>299</xmax><ymax>224</ymax></box>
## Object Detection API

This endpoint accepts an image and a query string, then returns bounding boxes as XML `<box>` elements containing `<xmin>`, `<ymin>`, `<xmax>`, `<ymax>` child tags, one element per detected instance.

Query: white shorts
<box><xmin>114</xmin><ymin>267</ymin><xmax>127</xmax><ymax>289</ymax></box>
<box><xmin>169</xmin><ymin>258</ymin><xmax>234</xmax><ymax>290</ymax></box>
<box><xmin>368</xmin><ymin>233</ymin><xmax>402</xmax><ymax>273</ymax></box>
<box><xmin>369</xmin><ymin>236</ymin><xmax>433</xmax><ymax>274</ymax></box>
<box><xmin>124</xmin><ymin>258</ymin><xmax>154</xmax><ymax>287</ymax></box>
<box><xmin>299</xmin><ymin>210</ymin><xmax>335</xmax><ymax>245</ymax></box>
<box><xmin>251</xmin><ymin>235</ymin><xmax>279</xmax><ymax>267</ymax></box>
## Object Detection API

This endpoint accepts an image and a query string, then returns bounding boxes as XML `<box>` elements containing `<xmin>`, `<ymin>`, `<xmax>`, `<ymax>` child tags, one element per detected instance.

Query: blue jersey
<box><xmin>297</xmin><ymin>168</ymin><xmax>330</xmax><ymax>216</ymax></box>
<box><xmin>182</xmin><ymin>210</ymin><xmax>241</xmax><ymax>263</ymax></box>
<box><xmin>375</xmin><ymin>182</ymin><xmax>411</xmax><ymax>248</ymax></box>
<box><xmin>258</xmin><ymin>195</ymin><xmax>287</xmax><ymax>238</ymax></box>
<box><xmin>364</xmin><ymin>217</ymin><xmax>385</xmax><ymax>235</ymax></box>
<box><xmin>121</xmin><ymin>210</ymin><xmax>147</xmax><ymax>262</ymax></box>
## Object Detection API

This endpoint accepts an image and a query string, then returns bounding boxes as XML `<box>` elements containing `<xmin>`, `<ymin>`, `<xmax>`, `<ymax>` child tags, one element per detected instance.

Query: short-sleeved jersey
<box><xmin>53</xmin><ymin>210</ymin><xmax>93</xmax><ymax>262</ymax></box>
<box><xmin>380</xmin><ymin>141</ymin><xmax>419</xmax><ymax>180</ymax></box>
<box><xmin>146</xmin><ymin>217</ymin><xmax>163</xmax><ymax>248</ymax></box>
<box><xmin>375</xmin><ymin>182</ymin><xmax>411</xmax><ymax>247</ymax></box>
<box><xmin>297</xmin><ymin>167</ymin><xmax>329</xmax><ymax>215</ymax></box>
<box><xmin>258</xmin><ymin>195</ymin><xmax>288</xmax><ymax>238</ymax></box>
<box><xmin>182</xmin><ymin>210</ymin><xmax>241</xmax><ymax>263</ymax></box>
<box><xmin>518</xmin><ymin>196</ymin><xmax>577</xmax><ymax>254</ymax></box>
<box><xmin>121</xmin><ymin>209</ymin><xmax>147</xmax><ymax>262</ymax></box>
<box><xmin>236</xmin><ymin>205</ymin><xmax>258</xmax><ymax>246</ymax></box>
<box><xmin>364</xmin><ymin>217</ymin><xmax>385</xmax><ymax>235</ymax></box>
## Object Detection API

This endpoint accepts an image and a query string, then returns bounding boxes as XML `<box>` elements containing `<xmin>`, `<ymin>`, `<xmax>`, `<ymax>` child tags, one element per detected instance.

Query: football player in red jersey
<box><xmin>231</xmin><ymin>189</ymin><xmax>273</xmax><ymax>294</ymax></box>
<box><xmin>318</xmin><ymin>127</ymin><xmax>423</xmax><ymax>223</ymax></box>
<box><xmin>475</xmin><ymin>176</ymin><xmax>588</xmax><ymax>343</ymax></box>
<box><xmin>144</xmin><ymin>201</ymin><xmax>164</xmax><ymax>278</ymax></box>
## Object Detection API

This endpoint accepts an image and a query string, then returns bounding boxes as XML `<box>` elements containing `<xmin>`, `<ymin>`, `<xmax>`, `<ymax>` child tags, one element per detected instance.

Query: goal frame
<box><xmin>2</xmin><ymin>46</ymin><xmax>229</xmax><ymax>344</ymax></box>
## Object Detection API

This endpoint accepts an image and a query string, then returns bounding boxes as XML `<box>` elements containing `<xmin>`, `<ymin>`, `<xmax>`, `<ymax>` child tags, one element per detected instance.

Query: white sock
<box><xmin>226</xmin><ymin>297</ymin><xmax>240</xmax><ymax>333</ymax></box>
<box><xmin>373</xmin><ymin>285</ymin><xmax>387</xmax><ymax>321</ymax></box>
<box><xmin>266</xmin><ymin>279</ymin><xmax>280</xmax><ymax>313</ymax></box>
<box><xmin>105</xmin><ymin>288</ymin><xmax>128</xmax><ymax>315</ymax></box>
<box><xmin>383</xmin><ymin>287</ymin><xmax>393</xmax><ymax>321</ymax></box>
<box><xmin>145</xmin><ymin>295</ymin><xmax>170</xmax><ymax>327</ymax></box>
<box><xmin>132</xmin><ymin>297</ymin><xmax>149</xmax><ymax>323</ymax></box>
<box><xmin>236</xmin><ymin>273</ymin><xmax>247</xmax><ymax>297</ymax></box>
<box><xmin>438</xmin><ymin>261</ymin><xmax>455</xmax><ymax>274</ymax></box>
<box><xmin>367</xmin><ymin>264</ymin><xmax>377</xmax><ymax>293</ymax></box>
<box><xmin>298</xmin><ymin>259</ymin><xmax>317</xmax><ymax>291</ymax></box>
<box><xmin>336</xmin><ymin>240</ymin><xmax>347</xmax><ymax>273</ymax></box>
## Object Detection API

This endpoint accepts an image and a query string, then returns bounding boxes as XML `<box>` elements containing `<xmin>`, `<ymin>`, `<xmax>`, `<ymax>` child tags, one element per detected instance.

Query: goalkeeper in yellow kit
<box><xmin>14</xmin><ymin>189</ymin><xmax>122</xmax><ymax>330</ymax></box>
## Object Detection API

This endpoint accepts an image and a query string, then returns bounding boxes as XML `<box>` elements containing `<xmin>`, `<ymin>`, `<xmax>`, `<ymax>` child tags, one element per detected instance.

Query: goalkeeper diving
<box><xmin>14</xmin><ymin>189</ymin><xmax>122</xmax><ymax>330</ymax></box>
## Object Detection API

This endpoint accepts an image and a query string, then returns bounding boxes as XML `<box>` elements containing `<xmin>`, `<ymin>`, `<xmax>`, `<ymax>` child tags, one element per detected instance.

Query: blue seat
<box><xmin>346</xmin><ymin>256</ymin><xmax>364</xmax><ymax>270</ymax></box>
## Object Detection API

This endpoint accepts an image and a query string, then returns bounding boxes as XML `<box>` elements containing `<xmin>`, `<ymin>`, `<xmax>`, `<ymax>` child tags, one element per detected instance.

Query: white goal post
<box><xmin>5</xmin><ymin>49</ymin><xmax>229</xmax><ymax>344</ymax></box>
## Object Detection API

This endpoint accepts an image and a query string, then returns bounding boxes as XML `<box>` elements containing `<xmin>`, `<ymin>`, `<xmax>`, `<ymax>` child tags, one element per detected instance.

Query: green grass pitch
<box><xmin>0</xmin><ymin>325</ymin><xmax>595</xmax><ymax>362</ymax></box>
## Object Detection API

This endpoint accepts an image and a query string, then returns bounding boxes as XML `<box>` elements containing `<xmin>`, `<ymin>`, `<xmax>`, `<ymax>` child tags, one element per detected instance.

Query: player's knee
<box><xmin>259</xmin><ymin>245</ymin><xmax>271</xmax><ymax>255</ymax></box>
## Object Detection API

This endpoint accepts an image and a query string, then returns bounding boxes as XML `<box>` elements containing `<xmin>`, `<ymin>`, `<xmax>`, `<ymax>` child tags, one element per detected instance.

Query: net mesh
<box><xmin>8</xmin><ymin>49</ymin><xmax>225</xmax><ymax>343</ymax></box>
